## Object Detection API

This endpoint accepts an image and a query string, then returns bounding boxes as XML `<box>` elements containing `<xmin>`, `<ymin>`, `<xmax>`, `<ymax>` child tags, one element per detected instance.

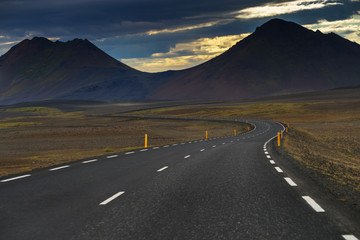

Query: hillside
<box><xmin>150</xmin><ymin>19</ymin><xmax>360</xmax><ymax>100</ymax></box>
<box><xmin>1</xmin><ymin>19</ymin><xmax>360</xmax><ymax>104</ymax></box>
<box><xmin>0</xmin><ymin>37</ymin><xmax>159</xmax><ymax>104</ymax></box>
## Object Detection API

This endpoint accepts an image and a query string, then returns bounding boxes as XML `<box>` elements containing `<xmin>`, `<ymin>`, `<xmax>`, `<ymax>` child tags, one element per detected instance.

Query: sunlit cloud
<box><xmin>145</xmin><ymin>20</ymin><xmax>227</xmax><ymax>35</ymax></box>
<box><xmin>121</xmin><ymin>33</ymin><xmax>249</xmax><ymax>72</ymax></box>
<box><xmin>305</xmin><ymin>14</ymin><xmax>360</xmax><ymax>43</ymax></box>
<box><xmin>0</xmin><ymin>40</ymin><xmax>21</xmax><ymax>46</ymax></box>
<box><xmin>236</xmin><ymin>0</ymin><xmax>342</xmax><ymax>19</ymax></box>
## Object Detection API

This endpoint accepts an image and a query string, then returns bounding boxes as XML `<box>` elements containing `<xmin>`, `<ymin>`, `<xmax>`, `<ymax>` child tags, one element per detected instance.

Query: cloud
<box><xmin>305</xmin><ymin>14</ymin><xmax>360</xmax><ymax>43</ymax></box>
<box><xmin>0</xmin><ymin>40</ymin><xmax>21</xmax><ymax>46</ymax></box>
<box><xmin>236</xmin><ymin>0</ymin><xmax>343</xmax><ymax>19</ymax></box>
<box><xmin>121</xmin><ymin>33</ymin><xmax>249</xmax><ymax>72</ymax></box>
<box><xmin>145</xmin><ymin>20</ymin><xmax>231</xmax><ymax>36</ymax></box>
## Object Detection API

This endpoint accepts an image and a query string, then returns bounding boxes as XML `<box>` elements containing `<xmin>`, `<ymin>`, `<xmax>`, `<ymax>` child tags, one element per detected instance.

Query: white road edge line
<box><xmin>82</xmin><ymin>159</ymin><xmax>98</xmax><ymax>164</ymax></box>
<box><xmin>184</xmin><ymin>155</ymin><xmax>191</xmax><ymax>159</ymax></box>
<box><xmin>99</xmin><ymin>191</ymin><xmax>125</xmax><ymax>205</ymax></box>
<box><xmin>275</xmin><ymin>167</ymin><xmax>283</xmax><ymax>173</ymax></box>
<box><xmin>157</xmin><ymin>166</ymin><xmax>168</xmax><ymax>172</ymax></box>
<box><xmin>49</xmin><ymin>165</ymin><xmax>70</xmax><ymax>171</ymax></box>
<box><xmin>106</xmin><ymin>155</ymin><xmax>118</xmax><ymax>159</ymax></box>
<box><xmin>1</xmin><ymin>174</ymin><xmax>31</xmax><ymax>183</ymax></box>
<box><xmin>342</xmin><ymin>235</ymin><xmax>359</xmax><ymax>240</ymax></box>
<box><xmin>125</xmin><ymin>151</ymin><xmax>135</xmax><ymax>155</ymax></box>
<box><xmin>284</xmin><ymin>177</ymin><xmax>297</xmax><ymax>186</ymax></box>
<box><xmin>302</xmin><ymin>196</ymin><xmax>325</xmax><ymax>212</ymax></box>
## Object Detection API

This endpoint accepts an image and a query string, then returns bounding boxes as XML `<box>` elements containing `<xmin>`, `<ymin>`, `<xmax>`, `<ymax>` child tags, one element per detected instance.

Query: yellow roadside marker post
<box><xmin>145</xmin><ymin>134</ymin><xmax>148</xmax><ymax>148</ymax></box>
<box><xmin>277</xmin><ymin>132</ymin><xmax>281</xmax><ymax>146</ymax></box>
<box><xmin>234</xmin><ymin>129</ymin><xmax>236</xmax><ymax>136</ymax></box>
<box><xmin>206</xmin><ymin>130</ymin><xmax>208</xmax><ymax>140</ymax></box>
<box><xmin>247</xmin><ymin>126</ymin><xmax>250</xmax><ymax>131</ymax></box>
<box><xmin>286</xmin><ymin>127</ymin><xmax>288</xmax><ymax>133</ymax></box>
<box><xmin>281</xmin><ymin>131</ymin><xmax>283</xmax><ymax>139</ymax></box>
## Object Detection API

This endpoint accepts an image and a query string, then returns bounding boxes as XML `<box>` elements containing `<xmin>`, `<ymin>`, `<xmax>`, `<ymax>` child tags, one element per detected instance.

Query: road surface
<box><xmin>0</xmin><ymin>120</ymin><xmax>357</xmax><ymax>239</ymax></box>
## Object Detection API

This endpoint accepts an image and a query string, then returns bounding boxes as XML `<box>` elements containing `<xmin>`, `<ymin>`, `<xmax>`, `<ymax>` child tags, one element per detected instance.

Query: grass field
<box><xmin>0</xmin><ymin>107</ymin><xmax>247</xmax><ymax>177</ymax></box>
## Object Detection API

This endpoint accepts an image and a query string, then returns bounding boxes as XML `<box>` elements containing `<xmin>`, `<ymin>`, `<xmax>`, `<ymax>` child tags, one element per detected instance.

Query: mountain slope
<box><xmin>0</xmin><ymin>37</ymin><xmax>155</xmax><ymax>104</ymax></box>
<box><xmin>150</xmin><ymin>19</ymin><xmax>360</xmax><ymax>100</ymax></box>
<box><xmin>1</xmin><ymin>19</ymin><xmax>360</xmax><ymax>104</ymax></box>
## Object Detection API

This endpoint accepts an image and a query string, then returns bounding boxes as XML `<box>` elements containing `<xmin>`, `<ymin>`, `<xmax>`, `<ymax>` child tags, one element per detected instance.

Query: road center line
<box><xmin>125</xmin><ymin>151</ymin><xmax>135</xmax><ymax>155</ymax></box>
<box><xmin>269</xmin><ymin>160</ymin><xmax>275</xmax><ymax>164</ymax></box>
<box><xmin>200</xmin><ymin>149</ymin><xmax>205</xmax><ymax>152</ymax></box>
<box><xmin>49</xmin><ymin>165</ymin><xmax>70</xmax><ymax>171</ymax></box>
<box><xmin>212</xmin><ymin>145</ymin><xmax>216</xmax><ymax>148</ymax></box>
<box><xmin>342</xmin><ymin>235</ymin><xmax>358</xmax><ymax>240</ymax></box>
<box><xmin>163</xmin><ymin>145</ymin><xmax>169</xmax><ymax>148</ymax></box>
<box><xmin>172</xmin><ymin>144</ymin><xmax>178</xmax><ymax>146</ymax></box>
<box><xmin>152</xmin><ymin>147</ymin><xmax>160</xmax><ymax>149</ymax></box>
<box><xmin>140</xmin><ymin>149</ymin><xmax>148</xmax><ymax>152</ymax></box>
<box><xmin>266</xmin><ymin>155</ymin><xmax>271</xmax><ymax>159</ymax></box>
<box><xmin>82</xmin><ymin>159</ymin><xmax>98</xmax><ymax>164</ymax></box>
<box><xmin>275</xmin><ymin>167</ymin><xmax>283</xmax><ymax>173</ymax></box>
<box><xmin>106</xmin><ymin>155</ymin><xmax>118</xmax><ymax>159</ymax></box>
<box><xmin>184</xmin><ymin>155</ymin><xmax>191</xmax><ymax>159</ymax></box>
<box><xmin>284</xmin><ymin>177</ymin><xmax>297</xmax><ymax>186</ymax></box>
<box><xmin>302</xmin><ymin>196</ymin><xmax>325</xmax><ymax>212</ymax></box>
<box><xmin>157</xmin><ymin>166</ymin><xmax>168</xmax><ymax>172</ymax></box>
<box><xmin>1</xmin><ymin>174</ymin><xmax>31</xmax><ymax>183</ymax></box>
<box><xmin>99</xmin><ymin>191</ymin><xmax>125</xmax><ymax>205</ymax></box>
<box><xmin>264</xmin><ymin>151</ymin><xmax>269</xmax><ymax>154</ymax></box>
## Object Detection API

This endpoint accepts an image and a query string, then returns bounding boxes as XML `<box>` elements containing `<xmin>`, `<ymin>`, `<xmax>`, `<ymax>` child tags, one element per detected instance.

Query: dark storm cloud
<box><xmin>0</xmin><ymin>0</ymin><xmax>359</xmax><ymax>71</ymax></box>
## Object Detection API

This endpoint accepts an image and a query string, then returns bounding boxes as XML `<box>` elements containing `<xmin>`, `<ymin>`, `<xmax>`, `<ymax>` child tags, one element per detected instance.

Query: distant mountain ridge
<box><xmin>0</xmin><ymin>37</ymin><xmax>159</xmax><ymax>104</ymax></box>
<box><xmin>150</xmin><ymin>19</ymin><xmax>360</xmax><ymax>99</ymax></box>
<box><xmin>1</xmin><ymin>19</ymin><xmax>360</xmax><ymax>104</ymax></box>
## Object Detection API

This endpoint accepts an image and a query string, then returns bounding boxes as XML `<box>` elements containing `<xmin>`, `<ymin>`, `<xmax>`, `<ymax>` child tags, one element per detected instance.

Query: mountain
<box><xmin>0</xmin><ymin>37</ymin><xmax>161</xmax><ymax>104</ymax></box>
<box><xmin>150</xmin><ymin>19</ymin><xmax>360</xmax><ymax>100</ymax></box>
<box><xmin>1</xmin><ymin>19</ymin><xmax>360</xmax><ymax>105</ymax></box>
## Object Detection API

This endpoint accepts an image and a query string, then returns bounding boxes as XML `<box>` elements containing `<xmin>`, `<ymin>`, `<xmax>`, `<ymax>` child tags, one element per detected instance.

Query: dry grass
<box><xmin>130</xmin><ymin>98</ymin><xmax>360</xmax><ymax>193</ymax></box>
<box><xmin>0</xmin><ymin>108</ymin><xmax>247</xmax><ymax>177</ymax></box>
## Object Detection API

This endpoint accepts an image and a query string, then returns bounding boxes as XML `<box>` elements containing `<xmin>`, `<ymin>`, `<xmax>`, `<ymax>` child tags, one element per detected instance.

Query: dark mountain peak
<box><xmin>253</xmin><ymin>18</ymin><xmax>312</xmax><ymax>39</ymax></box>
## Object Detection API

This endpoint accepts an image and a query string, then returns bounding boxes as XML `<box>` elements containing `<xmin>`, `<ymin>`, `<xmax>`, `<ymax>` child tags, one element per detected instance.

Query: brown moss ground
<box><xmin>130</xmin><ymin>98</ymin><xmax>360</xmax><ymax>194</ymax></box>
<box><xmin>0</xmin><ymin>111</ymin><xmax>247</xmax><ymax>177</ymax></box>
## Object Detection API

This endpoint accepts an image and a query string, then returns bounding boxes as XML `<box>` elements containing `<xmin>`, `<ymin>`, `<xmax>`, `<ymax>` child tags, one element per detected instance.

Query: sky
<box><xmin>1</xmin><ymin>0</ymin><xmax>360</xmax><ymax>72</ymax></box>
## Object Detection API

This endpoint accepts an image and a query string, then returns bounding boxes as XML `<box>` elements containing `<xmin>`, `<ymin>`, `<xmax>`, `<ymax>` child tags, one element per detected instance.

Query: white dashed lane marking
<box><xmin>152</xmin><ymin>147</ymin><xmax>160</xmax><ymax>149</ymax></box>
<box><xmin>140</xmin><ymin>149</ymin><xmax>148</xmax><ymax>152</ymax></box>
<box><xmin>82</xmin><ymin>159</ymin><xmax>98</xmax><ymax>164</ymax></box>
<box><xmin>342</xmin><ymin>235</ymin><xmax>359</xmax><ymax>240</ymax></box>
<box><xmin>1</xmin><ymin>174</ymin><xmax>31</xmax><ymax>183</ymax></box>
<box><xmin>184</xmin><ymin>155</ymin><xmax>191</xmax><ymax>159</ymax></box>
<box><xmin>157</xmin><ymin>166</ymin><xmax>168</xmax><ymax>172</ymax></box>
<box><xmin>269</xmin><ymin>160</ymin><xmax>275</xmax><ymax>164</ymax></box>
<box><xmin>106</xmin><ymin>155</ymin><xmax>118</xmax><ymax>159</ymax></box>
<box><xmin>99</xmin><ymin>191</ymin><xmax>125</xmax><ymax>206</ymax></box>
<box><xmin>49</xmin><ymin>165</ymin><xmax>70</xmax><ymax>171</ymax></box>
<box><xmin>125</xmin><ymin>151</ymin><xmax>135</xmax><ymax>155</ymax></box>
<box><xmin>266</xmin><ymin>155</ymin><xmax>271</xmax><ymax>159</ymax></box>
<box><xmin>275</xmin><ymin>167</ymin><xmax>283</xmax><ymax>173</ymax></box>
<box><xmin>200</xmin><ymin>149</ymin><xmax>205</xmax><ymax>152</ymax></box>
<box><xmin>284</xmin><ymin>177</ymin><xmax>297</xmax><ymax>186</ymax></box>
<box><xmin>302</xmin><ymin>196</ymin><xmax>325</xmax><ymax>212</ymax></box>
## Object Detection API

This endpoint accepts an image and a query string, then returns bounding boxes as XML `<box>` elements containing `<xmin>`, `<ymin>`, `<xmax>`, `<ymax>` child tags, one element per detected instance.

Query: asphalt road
<box><xmin>0</xmin><ymin>120</ymin><xmax>357</xmax><ymax>240</ymax></box>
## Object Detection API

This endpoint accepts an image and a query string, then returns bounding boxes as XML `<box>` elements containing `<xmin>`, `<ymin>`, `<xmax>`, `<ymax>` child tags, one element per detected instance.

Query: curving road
<box><xmin>0</xmin><ymin>120</ymin><xmax>357</xmax><ymax>239</ymax></box>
